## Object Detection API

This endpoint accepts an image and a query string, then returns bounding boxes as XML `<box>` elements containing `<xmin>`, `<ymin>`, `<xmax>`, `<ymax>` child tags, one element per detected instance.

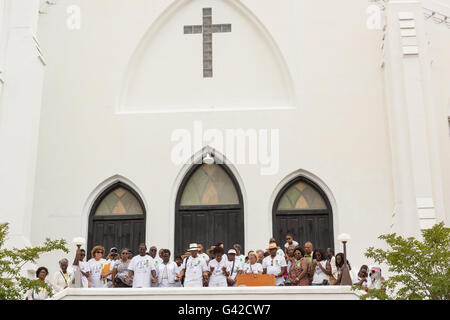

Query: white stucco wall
<box><xmin>424</xmin><ymin>4</ymin><xmax>450</xmax><ymax>225</ymax></box>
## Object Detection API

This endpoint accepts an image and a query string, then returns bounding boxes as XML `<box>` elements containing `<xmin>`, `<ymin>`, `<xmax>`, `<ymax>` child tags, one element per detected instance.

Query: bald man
<box><xmin>304</xmin><ymin>242</ymin><xmax>314</xmax><ymax>279</ymax></box>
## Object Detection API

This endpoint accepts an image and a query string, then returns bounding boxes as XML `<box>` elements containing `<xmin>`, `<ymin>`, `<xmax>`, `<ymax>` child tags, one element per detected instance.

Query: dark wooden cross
<box><xmin>184</xmin><ymin>8</ymin><xmax>232</xmax><ymax>78</ymax></box>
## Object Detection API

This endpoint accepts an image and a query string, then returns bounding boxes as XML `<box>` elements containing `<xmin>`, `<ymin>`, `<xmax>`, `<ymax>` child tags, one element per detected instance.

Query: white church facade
<box><xmin>0</xmin><ymin>0</ymin><xmax>450</xmax><ymax>280</ymax></box>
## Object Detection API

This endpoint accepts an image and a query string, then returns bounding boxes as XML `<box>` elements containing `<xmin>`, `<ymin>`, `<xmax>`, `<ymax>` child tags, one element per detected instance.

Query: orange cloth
<box><xmin>101</xmin><ymin>262</ymin><xmax>111</xmax><ymax>275</ymax></box>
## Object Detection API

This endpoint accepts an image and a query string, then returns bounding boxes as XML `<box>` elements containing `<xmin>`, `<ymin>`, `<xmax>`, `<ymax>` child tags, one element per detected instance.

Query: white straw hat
<box><xmin>187</xmin><ymin>243</ymin><xmax>200</xmax><ymax>251</ymax></box>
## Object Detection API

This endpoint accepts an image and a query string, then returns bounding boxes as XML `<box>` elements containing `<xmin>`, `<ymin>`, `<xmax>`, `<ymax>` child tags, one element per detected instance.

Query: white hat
<box><xmin>187</xmin><ymin>243</ymin><xmax>200</xmax><ymax>251</ymax></box>
<box><xmin>228</xmin><ymin>249</ymin><xmax>237</xmax><ymax>254</ymax></box>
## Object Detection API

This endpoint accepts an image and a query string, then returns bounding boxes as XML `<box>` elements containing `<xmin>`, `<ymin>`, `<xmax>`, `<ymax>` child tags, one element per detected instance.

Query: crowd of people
<box><xmin>26</xmin><ymin>233</ymin><xmax>384</xmax><ymax>299</ymax></box>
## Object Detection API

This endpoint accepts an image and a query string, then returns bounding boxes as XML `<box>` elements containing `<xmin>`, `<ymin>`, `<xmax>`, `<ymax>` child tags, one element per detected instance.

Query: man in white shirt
<box><xmin>226</xmin><ymin>249</ymin><xmax>240</xmax><ymax>287</ymax></box>
<box><xmin>73</xmin><ymin>248</ymin><xmax>89</xmax><ymax>288</ymax></box>
<box><xmin>174</xmin><ymin>255</ymin><xmax>184</xmax><ymax>287</ymax></box>
<box><xmin>269</xmin><ymin>237</ymin><xmax>285</xmax><ymax>257</ymax></box>
<box><xmin>233</xmin><ymin>244</ymin><xmax>245</xmax><ymax>269</ymax></box>
<box><xmin>105</xmin><ymin>247</ymin><xmax>120</xmax><ymax>288</ymax></box>
<box><xmin>179</xmin><ymin>243</ymin><xmax>209</xmax><ymax>287</ymax></box>
<box><xmin>127</xmin><ymin>243</ymin><xmax>157</xmax><ymax>288</ymax></box>
<box><xmin>149</xmin><ymin>246</ymin><xmax>163</xmax><ymax>287</ymax></box>
<box><xmin>197</xmin><ymin>244</ymin><xmax>210</xmax><ymax>264</ymax></box>
<box><xmin>262</xmin><ymin>243</ymin><xmax>287</xmax><ymax>286</ymax></box>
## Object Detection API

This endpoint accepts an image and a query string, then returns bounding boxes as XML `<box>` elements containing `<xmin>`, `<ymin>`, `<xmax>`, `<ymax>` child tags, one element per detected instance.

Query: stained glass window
<box><xmin>95</xmin><ymin>187</ymin><xmax>144</xmax><ymax>215</ymax></box>
<box><xmin>277</xmin><ymin>181</ymin><xmax>327</xmax><ymax>210</ymax></box>
<box><xmin>180</xmin><ymin>164</ymin><xmax>239</xmax><ymax>206</ymax></box>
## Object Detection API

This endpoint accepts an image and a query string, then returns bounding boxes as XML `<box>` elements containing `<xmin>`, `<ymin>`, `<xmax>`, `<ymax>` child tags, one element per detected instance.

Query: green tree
<box><xmin>0</xmin><ymin>222</ymin><xmax>68</xmax><ymax>300</ymax></box>
<box><xmin>354</xmin><ymin>222</ymin><xmax>450</xmax><ymax>300</ymax></box>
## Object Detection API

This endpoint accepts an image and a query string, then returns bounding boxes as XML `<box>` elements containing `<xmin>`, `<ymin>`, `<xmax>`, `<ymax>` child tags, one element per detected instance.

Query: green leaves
<box><xmin>354</xmin><ymin>222</ymin><xmax>450</xmax><ymax>300</ymax></box>
<box><xmin>0</xmin><ymin>223</ymin><xmax>68</xmax><ymax>300</ymax></box>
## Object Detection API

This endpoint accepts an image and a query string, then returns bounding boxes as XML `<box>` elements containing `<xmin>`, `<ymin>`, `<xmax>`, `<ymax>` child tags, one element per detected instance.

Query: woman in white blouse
<box><xmin>240</xmin><ymin>251</ymin><xmax>263</xmax><ymax>275</ymax></box>
<box><xmin>87</xmin><ymin>245</ymin><xmax>108</xmax><ymax>288</ymax></box>
<box><xmin>52</xmin><ymin>258</ymin><xmax>75</xmax><ymax>293</ymax></box>
<box><xmin>26</xmin><ymin>267</ymin><xmax>53</xmax><ymax>300</ymax></box>
<box><xmin>157</xmin><ymin>249</ymin><xmax>181</xmax><ymax>287</ymax></box>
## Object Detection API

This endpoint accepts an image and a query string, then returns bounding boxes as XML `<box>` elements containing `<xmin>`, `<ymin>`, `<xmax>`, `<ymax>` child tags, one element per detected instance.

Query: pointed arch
<box><xmin>173</xmin><ymin>148</ymin><xmax>245</xmax><ymax>255</ymax></box>
<box><xmin>117</xmin><ymin>0</ymin><xmax>296</xmax><ymax>113</ymax></box>
<box><xmin>84</xmin><ymin>175</ymin><xmax>147</xmax><ymax>257</ymax></box>
<box><xmin>270</xmin><ymin>170</ymin><xmax>337</xmax><ymax>252</ymax></box>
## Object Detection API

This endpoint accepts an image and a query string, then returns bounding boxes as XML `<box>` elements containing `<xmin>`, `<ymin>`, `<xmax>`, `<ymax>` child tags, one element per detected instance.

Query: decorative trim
<box><xmin>398</xmin><ymin>12</ymin><xmax>419</xmax><ymax>56</ymax></box>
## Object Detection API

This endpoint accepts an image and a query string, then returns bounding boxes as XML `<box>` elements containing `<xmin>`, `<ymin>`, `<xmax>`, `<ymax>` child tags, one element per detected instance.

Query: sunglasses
<box><xmin>96</xmin><ymin>251</ymin><xmax>104</xmax><ymax>254</ymax></box>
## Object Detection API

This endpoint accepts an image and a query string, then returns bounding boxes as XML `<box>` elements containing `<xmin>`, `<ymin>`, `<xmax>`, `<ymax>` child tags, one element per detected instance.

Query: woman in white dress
<box><xmin>52</xmin><ymin>258</ymin><xmax>75</xmax><ymax>293</ymax></box>
<box><xmin>87</xmin><ymin>245</ymin><xmax>108</xmax><ymax>288</ymax></box>
<box><xmin>311</xmin><ymin>250</ymin><xmax>331</xmax><ymax>285</ymax></box>
<box><xmin>26</xmin><ymin>267</ymin><xmax>53</xmax><ymax>300</ymax></box>
<box><xmin>240</xmin><ymin>251</ymin><xmax>263</xmax><ymax>275</ymax></box>
<box><xmin>208</xmin><ymin>246</ymin><xmax>229</xmax><ymax>287</ymax></box>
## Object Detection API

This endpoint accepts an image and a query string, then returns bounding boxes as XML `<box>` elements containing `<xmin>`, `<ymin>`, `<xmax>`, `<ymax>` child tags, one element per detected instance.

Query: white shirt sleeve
<box><xmin>262</xmin><ymin>258</ymin><xmax>268</xmax><ymax>269</ymax></box>
<box><xmin>257</xmin><ymin>263</ymin><xmax>263</xmax><ymax>273</ymax></box>
<box><xmin>280</xmin><ymin>257</ymin><xmax>287</xmax><ymax>267</ymax></box>
<box><xmin>201</xmin><ymin>260</ymin><xmax>209</xmax><ymax>272</ymax></box>
<box><xmin>128</xmin><ymin>257</ymin><xmax>136</xmax><ymax>271</ymax></box>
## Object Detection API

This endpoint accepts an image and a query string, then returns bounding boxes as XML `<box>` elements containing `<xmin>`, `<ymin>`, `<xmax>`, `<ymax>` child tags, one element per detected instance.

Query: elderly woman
<box><xmin>26</xmin><ymin>267</ymin><xmax>53</xmax><ymax>300</ymax></box>
<box><xmin>52</xmin><ymin>258</ymin><xmax>75</xmax><ymax>293</ymax></box>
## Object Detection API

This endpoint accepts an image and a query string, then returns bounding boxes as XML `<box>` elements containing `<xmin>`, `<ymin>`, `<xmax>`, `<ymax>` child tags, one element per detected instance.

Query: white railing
<box><xmin>52</xmin><ymin>286</ymin><xmax>360</xmax><ymax>300</ymax></box>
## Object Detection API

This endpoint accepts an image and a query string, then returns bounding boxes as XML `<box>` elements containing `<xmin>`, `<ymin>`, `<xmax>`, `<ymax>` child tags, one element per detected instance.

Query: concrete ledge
<box><xmin>53</xmin><ymin>286</ymin><xmax>359</xmax><ymax>300</ymax></box>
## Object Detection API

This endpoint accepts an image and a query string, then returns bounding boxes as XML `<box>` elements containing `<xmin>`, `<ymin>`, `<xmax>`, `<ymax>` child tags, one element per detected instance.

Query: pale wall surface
<box><xmin>424</xmin><ymin>2</ymin><xmax>450</xmax><ymax>225</ymax></box>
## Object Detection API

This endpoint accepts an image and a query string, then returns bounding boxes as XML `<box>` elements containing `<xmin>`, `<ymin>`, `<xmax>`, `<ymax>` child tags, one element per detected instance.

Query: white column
<box><xmin>383</xmin><ymin>0</ymin><xmax>446</xmax><ymax>236</ymax></box>
<box><xmin>0</xmin><ymin>0</ymin><xmax>45</xmax><ymax>249</ymax></box>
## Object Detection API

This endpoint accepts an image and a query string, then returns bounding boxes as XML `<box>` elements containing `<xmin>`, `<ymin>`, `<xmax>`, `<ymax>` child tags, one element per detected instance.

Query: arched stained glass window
<box><xmin>273</xmin><ymin>176</ymin><xmax>333</xmax><ymax>254</ymax></box>
<box><xmin>175</xmin><ymin>162</ymin><xmax>244</xmax><ymax>256</ymax></box>
<box><xmin>88</xmin><ymin>182</ymin><xmax>146</xmax><ymax>262</ymax></box>
<box><xmin>277</xmin><ymin>182</ymin><xmax>327</xmax><ymax>210</ymax></box>
<box><xmin>95</xmin><ymin>187</ymin><xmax>144</xmax><ymax>215</ymax></box>
<box><xmin>180</xmin><ymin>164</ymin><xmax>239</xmax><ymax>206</ymax></box>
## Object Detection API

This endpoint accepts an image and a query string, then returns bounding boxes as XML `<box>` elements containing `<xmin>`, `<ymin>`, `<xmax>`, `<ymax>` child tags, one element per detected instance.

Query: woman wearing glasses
<box><xmin>112</xmin><ymin>248</ymin><xmax>132</xmax><ymax>287</ymax></box>
<box><xmin>87</xmin><ymin>245</ymin><xmax>108</xmax><ymax>288</ymax></box>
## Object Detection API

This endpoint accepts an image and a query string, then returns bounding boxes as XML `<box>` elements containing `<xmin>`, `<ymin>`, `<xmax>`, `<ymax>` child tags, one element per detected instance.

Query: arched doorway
<box><xmin>175</xmin><ymin>163</ymin><xmax>244</xmax><ymax>255</ymax></box>
<box><xmin>272</xmin><ymin>176</ymin><xmax>334</xmax><ymax>251</ymax></box>
<box><xmin>88</xmin><ymin>182</ymin><xmax>146</xmax><ymax>257</ymax></box>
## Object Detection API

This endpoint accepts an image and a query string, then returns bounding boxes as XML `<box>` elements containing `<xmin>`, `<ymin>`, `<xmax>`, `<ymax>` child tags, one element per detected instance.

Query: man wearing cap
<box><xmin>178</xmin><ymin>243</ymin><xmax>209</xmax><ymax>287</ymax></box>
<box><xmin>226</xmin><ymin>249</ymin><xmax>240</xmax><ymax>287</ymax></box>
<box><xmin>262</xmin><ymin>243</ymin><xmax>287</xmax><ymax>286</ymax></box>
<box><xmin>105</xmin><ymin>247</ymin><xmax>120</xmax><ymax>288</ymax></box>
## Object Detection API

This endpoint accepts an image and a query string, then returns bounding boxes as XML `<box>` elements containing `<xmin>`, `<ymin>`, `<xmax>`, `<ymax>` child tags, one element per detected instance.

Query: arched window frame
<box><xmin>87</xmin><ymin>181</ymin><xmax>146</xmax><ymax>255</ymax></box>
<box><xmin>174</xmin><ymin>163</ymin><xmax>244</xmax><ymax>255</ymax></box>
<box><xmin>272</xmin><ymin>176</ymin><xmax>334</xmax><ymax>249</ymax></box>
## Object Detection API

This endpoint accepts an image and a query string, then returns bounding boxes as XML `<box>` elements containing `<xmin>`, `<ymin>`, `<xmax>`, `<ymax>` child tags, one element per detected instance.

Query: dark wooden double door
<box><xmin>274</xmin><ymin>213</ymin><xmax>333</xmax><ymax>252</ymax></box>
<box><xmin>175</xmin><ymin>208</ymin><xmax>244</xmax><ymax>256</ymax></box>
<box><xmin>89</xmin><ymin>216</ymin><xmax>145</xmax><ymax>257</ymax></box>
